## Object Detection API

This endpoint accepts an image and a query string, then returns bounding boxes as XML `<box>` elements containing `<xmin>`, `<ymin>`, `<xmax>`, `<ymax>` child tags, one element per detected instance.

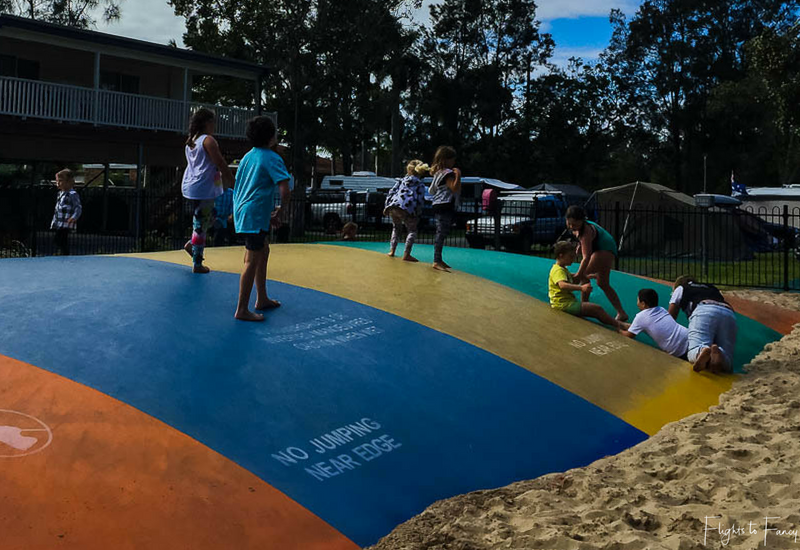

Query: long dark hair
<box><xmin>565</xmin><ymin>205</ymin><xmax>587</xmax><ymax>222</ymax></box>
<box><xmin>186</xmin><ymin>108</ymin><xmax>215</xmax><ymax>147</ymax></box>
<box><xmin>431</xmin><ymin>146</ymin><xmax>456</xmax><ymax>174</ymax></box>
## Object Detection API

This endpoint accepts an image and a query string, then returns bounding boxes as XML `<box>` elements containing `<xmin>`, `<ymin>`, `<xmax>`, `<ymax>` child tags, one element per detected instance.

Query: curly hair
<box><xmin>554</xmin><ymin>240</ymin><xmax>576</xmax><ymax>257</ymax></box>
<box><xmin>246</xmin><ymin>116</ymin><xmax>277</xmax><ymax>148</ymax></box>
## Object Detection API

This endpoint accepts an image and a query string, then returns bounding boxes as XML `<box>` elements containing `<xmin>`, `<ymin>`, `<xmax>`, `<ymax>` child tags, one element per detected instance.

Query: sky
<box><xmin>97</xmin><ymin>0</ymin><xmax>643</xmax><ymax>66</ymax></box>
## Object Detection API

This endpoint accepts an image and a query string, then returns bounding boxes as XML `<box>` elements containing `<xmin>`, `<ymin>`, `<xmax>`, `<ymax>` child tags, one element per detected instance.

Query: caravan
<box><xmin>317</xmin><ymin>172</ymin><xmax>397</xmax><ymax>193</ymax></box>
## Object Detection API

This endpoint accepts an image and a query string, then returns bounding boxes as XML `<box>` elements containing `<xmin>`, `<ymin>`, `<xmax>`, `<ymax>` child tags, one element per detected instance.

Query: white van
<box><xmin>317</xmin><ymin>172</ymin><xmax>397</xmax><ymax>193</ymax></box>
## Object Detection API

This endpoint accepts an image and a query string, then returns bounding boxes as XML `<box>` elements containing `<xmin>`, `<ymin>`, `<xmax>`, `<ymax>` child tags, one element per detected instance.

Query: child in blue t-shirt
<box><xmin>233</xmin><ymin>116</ymin><xmax>291</xmax><ymax>322</ymax></box>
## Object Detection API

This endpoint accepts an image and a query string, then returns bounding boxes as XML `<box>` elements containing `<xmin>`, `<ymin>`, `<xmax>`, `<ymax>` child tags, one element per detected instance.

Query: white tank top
<box><xmin>182</xmin><ymin>134</ymin><xmax>222</xmax><ymax>200</ymax></box>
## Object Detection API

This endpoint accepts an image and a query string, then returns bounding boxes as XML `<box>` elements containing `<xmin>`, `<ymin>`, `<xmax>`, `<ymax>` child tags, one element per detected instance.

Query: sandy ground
<box><xmin>724</xmin><ymin>290</ymin><xmax>800</xmax><ymax>312</ymax></box>
<box><xmin>368</xmin><ymin>292</ymin><xmax>800</xmax><ymax>550</ymax></box>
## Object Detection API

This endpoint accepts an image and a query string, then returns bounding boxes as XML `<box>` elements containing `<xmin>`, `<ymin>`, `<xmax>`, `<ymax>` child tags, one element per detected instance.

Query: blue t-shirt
<box><xmin>233</xmin><ymin>148</ymin><xmax>290</xmax><ymax>234</ymax></box>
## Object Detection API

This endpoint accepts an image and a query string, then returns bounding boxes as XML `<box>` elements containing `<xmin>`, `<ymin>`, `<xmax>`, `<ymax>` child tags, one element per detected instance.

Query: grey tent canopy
<box><xmin>589</xmin><ymin>182</ymin><xmax>754</xmax><ymax>261</ymax></box>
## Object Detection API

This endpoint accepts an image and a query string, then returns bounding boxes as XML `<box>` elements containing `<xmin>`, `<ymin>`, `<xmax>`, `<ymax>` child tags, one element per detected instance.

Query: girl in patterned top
<box><xmin>384</xmin><ymin>160</ymin><xmax>429</xmax><ymax>262</ymax></box>
<box><xmin>429</xmin><ymin>146</ymin><xmax>461</xmax><ymax>271</ymax></box>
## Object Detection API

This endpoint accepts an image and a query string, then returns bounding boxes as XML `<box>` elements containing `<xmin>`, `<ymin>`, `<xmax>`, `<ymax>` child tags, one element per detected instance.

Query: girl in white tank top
<box><xmin>181</xmin><ymin>108</ymin><xmax>234</xmax><ymax>273</ymax></box>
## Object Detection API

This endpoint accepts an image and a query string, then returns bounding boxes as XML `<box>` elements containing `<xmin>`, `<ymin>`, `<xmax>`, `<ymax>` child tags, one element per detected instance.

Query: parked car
<box><xmin>306</xmin><ymin>189</ymin><xmax>387</xmax><ymax>232</ymax></box>
<box><xmin>465</xmin><ymin>192</ymin><xmax>567</xmax><ymax>253</ymax></box>
<box><xmin>419</xmin><ymin>176</ymin><xmax>522</xmax><ymax>228</ymax></box>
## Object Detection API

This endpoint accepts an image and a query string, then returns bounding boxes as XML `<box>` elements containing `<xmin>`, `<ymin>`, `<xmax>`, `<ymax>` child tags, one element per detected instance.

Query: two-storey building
<box><xmin>0</xmin><ymin>14</ymin><xmax>271</xmax><ymax>170</ymax></box>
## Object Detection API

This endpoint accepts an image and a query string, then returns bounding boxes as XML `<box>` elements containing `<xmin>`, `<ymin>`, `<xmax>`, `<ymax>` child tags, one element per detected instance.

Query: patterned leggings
<box><xmin>433</xmin><ymin>208</ymin><xmax>454</xmax><ymax>263</ymax></box>
<box><xmin>389</xmin><ymin>210</ymin><xmax>419</xmax><ymax>254</ymax></box>
<box><xmin>190</xmin><ymin>199</ymin><xmax>216</xmax><ymax>265</ymax></box>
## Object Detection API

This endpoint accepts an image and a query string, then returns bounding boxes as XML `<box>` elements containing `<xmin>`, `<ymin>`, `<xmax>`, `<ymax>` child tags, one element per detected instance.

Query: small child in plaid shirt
<box><xmin>51</xmin><ymin>169</ymin><xmax>82</xmax><ymax>255</ymax></box>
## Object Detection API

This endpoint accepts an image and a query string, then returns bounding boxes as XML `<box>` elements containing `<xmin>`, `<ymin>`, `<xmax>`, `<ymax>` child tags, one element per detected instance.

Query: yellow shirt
<box><xmin>548</xmin><ymin>263</ymin><xmax>576</xmax><ymax>310</ymax></box>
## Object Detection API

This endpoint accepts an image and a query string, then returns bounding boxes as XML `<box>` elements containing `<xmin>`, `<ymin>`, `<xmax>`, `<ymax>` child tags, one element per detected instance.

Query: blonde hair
<box><xmin>430</xmin><ymin>146</ymin><xmax>456</xmax><ymax>174</ymax></box>
<box><xmin>56</xmin><ymin>169</ymin><xmax>74</xmax><ymax>182</ymax></box>
<box><xmin>554</xmin><ymin>240</ymin><xmax>575</xmax><ymax>258</ymax></box>
<box><xmin>406</xmin><ymin>160</ymin><xmax>430</xmax><ymax>177</ymax></box>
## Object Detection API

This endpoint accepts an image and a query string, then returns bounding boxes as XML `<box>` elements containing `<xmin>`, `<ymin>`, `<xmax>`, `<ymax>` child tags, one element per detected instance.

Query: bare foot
<box><xmin>709</xmin><ymin>344</ymin><xmax>729</xmax><ymax>373</ymax></box>
<box><xmin>235</xmin><ymin>310</ymin><xmax>265</xmax><ymax>322</ymax></box>
<box><xmin>692</xmin><ymin>347</ymin><xmax>712</xmax><ymax>372</ymax></box>
<box><xmin>615</xmin><ymin>312</ymin><xmax>629</xmax><ymax>323</ymax></box>
<box><xmin>193</xmin><ymin>264</ymin><xmax>210</xmax><ymax>274</ymax></box>
<box><xmin>432</xmin><ymin>262</ymin><xmax>450</xmax><ymax>271</ymax></box>
<box><xmin>183</xmin><ymin>240</ymin><xmax>193</xmax><ymax>257</ymax></box>
<box><xmin>255</xmin><ymin>298</ymin><xmax>281</xmax><ymax>310</ymax></box>
<box><xmin>402</xmin><ymin>255</ymin><xmax>419</xmax><ymax>262</ymax></box>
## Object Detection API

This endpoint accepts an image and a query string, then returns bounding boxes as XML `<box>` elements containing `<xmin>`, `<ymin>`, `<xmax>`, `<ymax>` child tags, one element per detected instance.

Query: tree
<box><xmin>402</xmin><ymin>0</ymin><xmax>553</xmax><ymax>177</ymax></box>
<box><xmin>604</xmin><ymin>0</ymin><xmax>800</xmax><ymax>192</ymax></box>
<box><xmin>2</xmin><ymin>0</ymin><xmax>122</xmax><ymax>27</ymax></box>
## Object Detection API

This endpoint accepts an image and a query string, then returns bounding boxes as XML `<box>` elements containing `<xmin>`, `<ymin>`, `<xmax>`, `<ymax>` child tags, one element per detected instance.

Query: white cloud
<box><xmin>97</xmin><ymin>0</ymin><xmax>186</xmax><ymax>47</ymax></box>
<box><xmin>412</xmin><ymin>0</ymin><xmax>639</xmax><ymax>25</ymax></box>
<box><xmin>549</xmin><ymin>45</ymin><xmax>604</xmax><ymax>66</ymax></box>
<box><xmin>534</xmin><ymin>0</ymin><xmax>639</xmax><ymax>21</ymax></box>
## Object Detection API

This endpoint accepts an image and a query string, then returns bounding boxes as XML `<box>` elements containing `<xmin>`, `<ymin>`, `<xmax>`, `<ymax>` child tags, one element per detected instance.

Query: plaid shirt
<box><xmin>51</xmin><ymin>189</ymin><xmax>82</xmax><ymax>230</ymax></box>
<box><xmin>214</xmin><ymin>188</ymin><xmax>234</xmax><ymax>228</ymax></box>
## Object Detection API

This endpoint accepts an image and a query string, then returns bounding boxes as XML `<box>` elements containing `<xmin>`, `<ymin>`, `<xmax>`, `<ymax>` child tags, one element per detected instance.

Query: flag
<box><xmin>731</xmin><ymin>171</ymin><xmax>748</xmax><ymax>197</ymax></box>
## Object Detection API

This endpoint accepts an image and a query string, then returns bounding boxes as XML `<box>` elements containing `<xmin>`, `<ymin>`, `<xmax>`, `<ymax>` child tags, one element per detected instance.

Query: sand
<box><xmin>368</xmin><ymin>292</ymin><xmax>800</xmax><ymax>550</ymax></box>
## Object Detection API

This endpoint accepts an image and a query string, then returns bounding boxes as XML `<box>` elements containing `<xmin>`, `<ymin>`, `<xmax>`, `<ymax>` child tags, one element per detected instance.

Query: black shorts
<box><xmin>244</xmin><ymin>231</ymin><xmax>270</xmax><ymax>251</ymax></box>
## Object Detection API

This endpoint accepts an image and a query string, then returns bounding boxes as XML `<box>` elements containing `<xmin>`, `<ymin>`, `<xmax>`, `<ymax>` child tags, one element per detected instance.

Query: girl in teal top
<box><xmin>565</xmin><ymin>206</ymin><xmax>628</xmax><ymax>322</ymax></box>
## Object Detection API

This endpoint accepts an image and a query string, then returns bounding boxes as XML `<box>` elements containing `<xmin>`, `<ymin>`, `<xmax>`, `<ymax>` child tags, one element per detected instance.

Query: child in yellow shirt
<box><xmin>548</xmin><ymin>240</ymin><xmax>619</xmax><ymax>328</ymax></box>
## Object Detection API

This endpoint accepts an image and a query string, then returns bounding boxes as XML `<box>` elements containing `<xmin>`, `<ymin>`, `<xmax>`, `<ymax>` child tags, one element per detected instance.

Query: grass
<box><xmin>615</xmin><ymin>252</ymin><xmax>800</xmax><ymax>290</ymax></box>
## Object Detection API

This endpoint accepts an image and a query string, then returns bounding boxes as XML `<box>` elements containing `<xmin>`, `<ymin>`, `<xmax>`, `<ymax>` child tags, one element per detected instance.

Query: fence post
<box><xmin>702</xmin><ymin>206</ymin><xmax>708</xmax><ymax>281</ymax></box>
<box><xmin>30</xmin><ymin>184</ymin><xmax>38</xmax><ymax>257</ymax></box>
<box><xmin>135</xmin><ymin>143</ymin><xmax>144</xmax><ymax>251</ymax></box>
<box><xmin>102</xmin><ymin>163</ymin><xmax>109</xmax><ymax>232</ymax></box>
<box><xmin>784</xmin><ymin>204</ymin><xmax>790</xmax><ymax>291</ymax></box>
<box><xmin>493</xmin><ymin>204</ymin><xmax>501</xmax><ymax>252</ymax></box>
<box><xmin>614</xmin><ymin>201</ymin><xmax>620</xmax><ymax>271</ymax></box>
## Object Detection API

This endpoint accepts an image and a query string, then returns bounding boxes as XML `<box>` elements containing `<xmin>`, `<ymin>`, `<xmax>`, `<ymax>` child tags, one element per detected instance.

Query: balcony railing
<box><xmin>0</xmin><ymin>75</ymin><xmax>267</xmax><ymax>139</ymax></box>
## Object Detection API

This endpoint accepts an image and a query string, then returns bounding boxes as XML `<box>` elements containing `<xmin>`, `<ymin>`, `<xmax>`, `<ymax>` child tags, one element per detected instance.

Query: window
<box><xmin>0</xmin><ymin>55</ymin><xmax>40</xmax><ymax>80</ymax></box>
<box><xmin>100</xmin><ymin>71</ymin><xmax>140</xmax><ymax>94</ymax></box>
<box><xmin>328</xmin><ymin>179</ymin><xmax>344</xmax><ymax>187</ymax></box>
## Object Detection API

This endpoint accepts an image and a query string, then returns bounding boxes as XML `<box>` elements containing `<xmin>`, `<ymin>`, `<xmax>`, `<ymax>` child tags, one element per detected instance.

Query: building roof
<box><xmin>0</xmin><ymin>14</ymin><xmax>269</xmax><ymax>77</ymax></box>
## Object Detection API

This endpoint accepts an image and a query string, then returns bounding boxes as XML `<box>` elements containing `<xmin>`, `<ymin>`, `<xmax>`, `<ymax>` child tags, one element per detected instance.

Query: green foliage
<box><xmin>3</xmin><ymin>0</ymin><xmax>122</xmax><ymax>27</ymax></box>
<box><xmin>11</xmin><ymin>0</ymin><xmax>800</xmax><ymax>193</ymax></box>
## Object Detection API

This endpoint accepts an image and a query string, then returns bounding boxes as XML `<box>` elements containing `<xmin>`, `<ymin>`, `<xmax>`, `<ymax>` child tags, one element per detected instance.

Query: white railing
<box><xmin>0</xmin><ymin>75</ymin><xmax>94</xmax><ymax>122</ymax></box>
<box><xmin>0</xmin><ymin>76</ymin><xmax>266</xmax><ymax>139</ymax></box>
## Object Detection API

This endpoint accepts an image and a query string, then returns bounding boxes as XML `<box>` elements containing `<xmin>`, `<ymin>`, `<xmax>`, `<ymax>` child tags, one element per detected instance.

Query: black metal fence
<box><xmin>2</xmin><ymin>185</ymin><xmax>799</xmax><ymax>290</ymax></box>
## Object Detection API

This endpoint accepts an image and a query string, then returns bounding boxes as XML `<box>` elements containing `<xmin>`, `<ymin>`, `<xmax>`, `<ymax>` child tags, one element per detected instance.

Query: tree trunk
<box><xmin>290</xmin><ymin>115</ymin><xmax>306</xmax><ymax>239</ymax></box>
<box><xmin>342</xmin><ymin>145</ymin><xmax>353</xmax><ymax>176</ymax></box>
<box><xmin>390</xmin><ymin>87</ymin><xmax>403</xmax><ymax>177</ymax></box>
